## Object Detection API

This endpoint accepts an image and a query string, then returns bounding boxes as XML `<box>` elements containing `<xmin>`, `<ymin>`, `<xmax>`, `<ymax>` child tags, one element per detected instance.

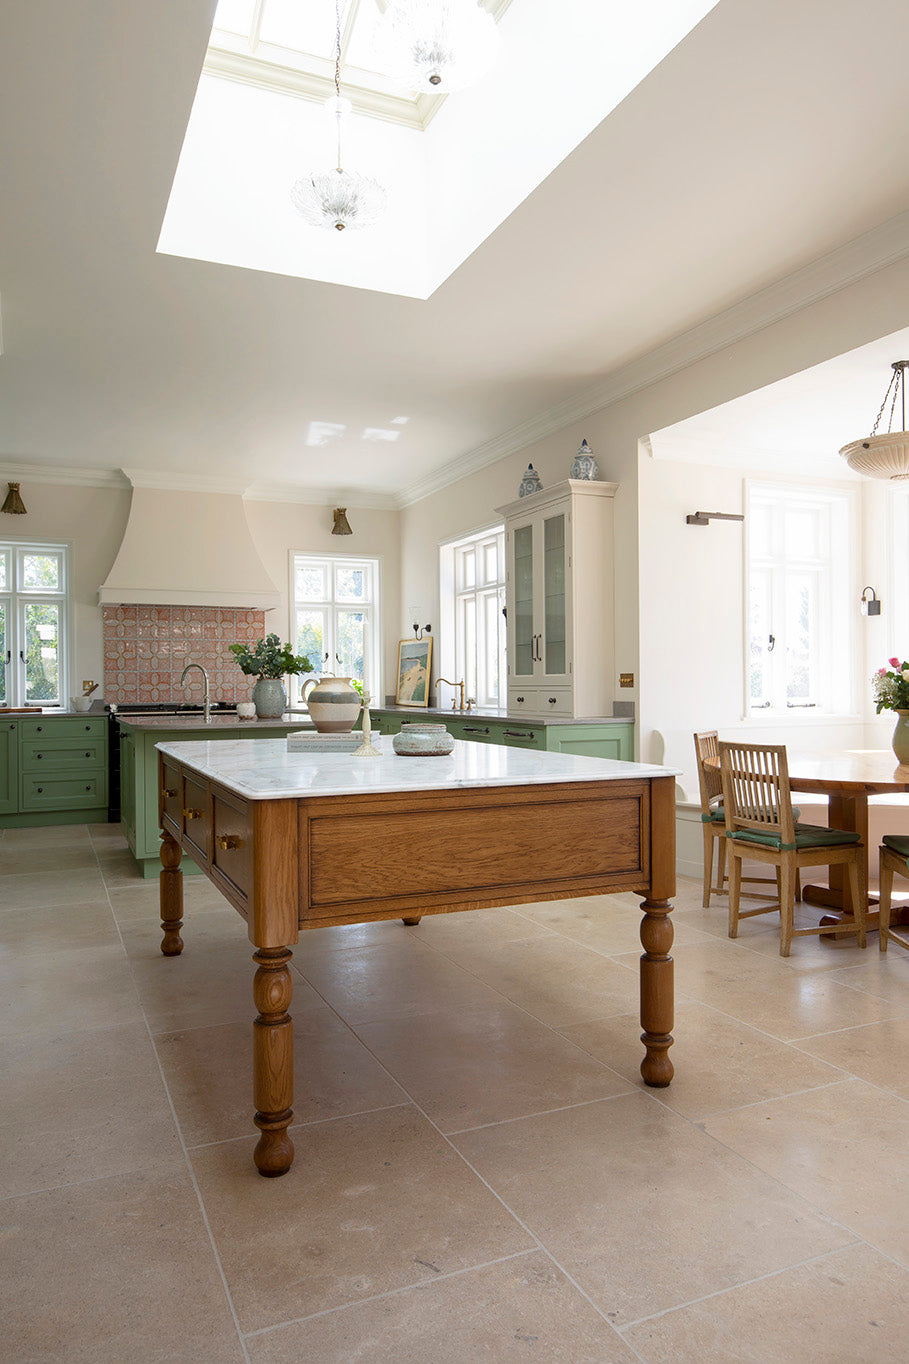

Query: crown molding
<box><xmin>244</xmin><ymin>481</ymin><xmax>399</xmax><ymax>511</ymax></box>
<box><xmin>120</xmin><ymin>469</ymin><xmax>252</xmax><ymax>495</ymax></box>
<box><xmin>0</xmin><ymin>461</ymin><xmax>129</xmax><ymax>490</ymax></box>
<box><xmin>396</xmin><ymin>210</ymin><xmax>909</xmax><ymax>508</ymax></box>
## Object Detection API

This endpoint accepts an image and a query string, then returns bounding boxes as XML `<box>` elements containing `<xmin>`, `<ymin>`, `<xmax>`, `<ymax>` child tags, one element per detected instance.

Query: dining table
<box><xmin>784</xmin><ymin>750</ymin><xmax>909</xmax><ymax>930</ymax></box>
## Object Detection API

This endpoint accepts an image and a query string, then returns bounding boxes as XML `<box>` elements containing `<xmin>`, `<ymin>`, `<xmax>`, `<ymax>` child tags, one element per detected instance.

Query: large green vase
<box><xmin>252</xmin><ymin>677</ymin><xmax>286</xmax><ymax>719</ymax></box>
<box><xmin>892</xmin><ymin>710</ymin><xmax>909</xmax><ymax>765</ymax></box>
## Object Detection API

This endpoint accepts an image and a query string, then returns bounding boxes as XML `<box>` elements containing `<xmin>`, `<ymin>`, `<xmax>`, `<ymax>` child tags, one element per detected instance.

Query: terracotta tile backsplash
<box><xmin>103</xmin><ymin>606</ymin><xmax>266</xmax><ymax>705</ymax></box>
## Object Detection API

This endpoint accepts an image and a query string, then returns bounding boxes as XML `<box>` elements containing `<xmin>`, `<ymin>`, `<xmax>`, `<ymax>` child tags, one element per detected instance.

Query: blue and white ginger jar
<box><xmin>571</xmin><ymin>439</ymin><xmax>599</xmax><ymax>481</ymax></box>
<box><xmin>518</xmin><ymin>464</ymin><xmax>543</xmax><ymax>497</ymax></box>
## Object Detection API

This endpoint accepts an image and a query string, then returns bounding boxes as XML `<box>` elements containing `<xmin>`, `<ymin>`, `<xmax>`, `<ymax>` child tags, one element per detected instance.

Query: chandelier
<box><xmin>290</xmin><ymin>2</ymin><xmax>387</xmax><ymax>232</ymax></box>
<box><xmin>840</xmin><ymin>360</ymin><xmax>909</xmax><ymax>481</ymax></box>
<box><xmin>373</xmin><ymin>0</ymin><xmax>500</xmax><ymax>93</ymax></box>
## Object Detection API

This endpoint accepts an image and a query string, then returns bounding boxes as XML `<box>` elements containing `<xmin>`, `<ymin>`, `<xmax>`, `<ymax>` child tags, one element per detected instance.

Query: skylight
<box><xmin>158</xmin><ymin>0</ymin><xmax>720</xmax><ymax>299</ymax></box>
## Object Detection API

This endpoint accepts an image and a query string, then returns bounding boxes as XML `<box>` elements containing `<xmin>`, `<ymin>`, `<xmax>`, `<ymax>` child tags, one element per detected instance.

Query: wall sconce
<box><xmin>1</xmin><ymin>482</ymin><xmax>26</xmax><ymax>515</ymax></box>
<box><xmin>861</xmin><ymin>586</ymin><xmax>882</xmax><ymax>616</ymax></box>
<box><xmin>412</xmin><ymin>623</ymin><xmax>431</xmax><ymax>640</ymax></box>
<box><xmin>685</xmin><ymin>511</ymin><xmax>745</xmax><ymax>526</ymax></box>
<box><xmin>331</xmin><ymin>507</ymin><xmax>352</xmax><ymax>536</ymax></box>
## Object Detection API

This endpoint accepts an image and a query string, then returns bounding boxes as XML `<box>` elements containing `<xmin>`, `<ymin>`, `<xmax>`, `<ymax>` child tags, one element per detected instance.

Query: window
<box><xmin>746</xmin><ymin>484</ymin><xmax>854</xmax><ymax>716</ymax></box>
<box><xmin>289</xmin><ymin>553</ymin><xmax>380</xmax><ymax>705</ymax></box>
<box><xmin>0</xmin><ymin>541</ymin><xmax>69</xmax><ymax>708</ymax></box>
<box><xmin>442</xmin><ymin>526</ymin><xmax>506</xmax><ymax>710</ymax></box>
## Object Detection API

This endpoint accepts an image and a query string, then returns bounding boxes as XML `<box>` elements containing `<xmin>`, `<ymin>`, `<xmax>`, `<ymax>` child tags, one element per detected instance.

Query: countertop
<box><xmin>117</xmin><ymin>713</ymin><xmax>315</xmax><ymax>733</ymax></box>
<box><xmin>367</xmin><ymin>705</ymin><xmax>633</xmax><ymax>726</ymax></box>
<box><xmin>156</xmin><ymin>735</ymin><xmax>673</xmax><ymax>801</ymax></box>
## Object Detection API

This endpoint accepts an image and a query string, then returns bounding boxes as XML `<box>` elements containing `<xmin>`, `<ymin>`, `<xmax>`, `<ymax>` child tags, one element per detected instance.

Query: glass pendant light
<box><xmin>373</xmin><ymin>0</ymin><xmax>500</xmax><ymax>94</ymax></box>
<box><xmin>290</xmin><ymin>2</ymin><xmax>387</xmax><ymax>232</ymax></box>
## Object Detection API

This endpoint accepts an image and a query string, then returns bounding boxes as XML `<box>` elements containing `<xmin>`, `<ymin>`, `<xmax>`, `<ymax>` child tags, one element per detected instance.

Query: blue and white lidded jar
<box><xmin>518</xmin><ymin>464</ymin><xmax>543</xmax><ymax>497</ymax></box>
<box><xmin>571</xmin><ymin>439</ymin><xmax>599</xmax><ymax>481</ymax></box>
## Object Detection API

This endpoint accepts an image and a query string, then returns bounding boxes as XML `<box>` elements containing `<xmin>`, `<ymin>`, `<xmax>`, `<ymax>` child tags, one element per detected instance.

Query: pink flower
<box><xmin>890</xmin><ymin>657</ymin><xmax>900</xmax><ymax>668</ymax></box>
<box><xmin>878</xmin><ymin>668</ymin><xmax>888</xmax><ymax>676</ymax></box>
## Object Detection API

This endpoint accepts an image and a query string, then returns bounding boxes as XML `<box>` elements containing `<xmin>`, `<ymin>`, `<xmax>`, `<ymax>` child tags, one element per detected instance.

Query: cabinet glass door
<box><xmin>543</xmin><ymin>514</ymin><xmax>566</xmax><ymax>676</ymax></box>
<box><xmin>512</xmin><ymin>524</ymin><xmax>534</xmax><ymax>677</ymax></box>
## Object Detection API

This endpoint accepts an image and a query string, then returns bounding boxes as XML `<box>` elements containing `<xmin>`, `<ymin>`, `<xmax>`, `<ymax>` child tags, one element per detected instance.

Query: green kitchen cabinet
<box><xmin>370</xmin><ymin>710</ymin><xmax>633</xmax><ymax>761</ymax></box>
<box><xmin>0</xmin><ymin>719</ymin><xmax>18</xmax><ymax>814</ymax></box>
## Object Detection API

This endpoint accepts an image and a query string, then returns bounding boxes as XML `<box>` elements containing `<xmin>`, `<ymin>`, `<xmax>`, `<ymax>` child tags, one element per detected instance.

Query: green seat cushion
<box><xmin>727</xmin><ymin>821</ymin><xmax>860</xmax><ymax>852</ymax></box>
<box><xmin>882</xmin><ymin>834</ymin><xmax>909</xmax><ymax>863</ymax></box>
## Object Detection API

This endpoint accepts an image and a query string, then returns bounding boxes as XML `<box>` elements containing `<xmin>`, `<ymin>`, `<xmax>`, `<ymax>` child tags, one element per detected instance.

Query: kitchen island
<box><xmin>156</xmin><ymin>736</ymin><xmax>677</xmax><ymax>1177</ymax></box>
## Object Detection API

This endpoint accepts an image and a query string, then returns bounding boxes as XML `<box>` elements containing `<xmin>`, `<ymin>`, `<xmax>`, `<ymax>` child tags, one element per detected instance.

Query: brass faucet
<box><xmin>435</xmin><ymin>677</ymin><xmax>466</xmax><ymax>712</ymax></box>
<box><xmin>180</xmin><ymin>662</ymin><xmax>211</xmax><ymax>723</ymax></box>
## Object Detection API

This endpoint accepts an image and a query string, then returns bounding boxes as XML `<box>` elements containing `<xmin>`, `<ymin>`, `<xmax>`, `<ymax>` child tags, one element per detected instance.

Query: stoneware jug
<box><xmin>302</xmin><ymin>676</ymin><xmax>362</xmax><ymax>733</ymax></box>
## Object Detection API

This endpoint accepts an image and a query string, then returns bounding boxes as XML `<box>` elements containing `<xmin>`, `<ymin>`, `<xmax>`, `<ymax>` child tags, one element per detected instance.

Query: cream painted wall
<box><xmin>1</xmin><ymin>482</ymin><xmax>131</xmax><ymax>699</ymax></box>
<box><xmin>243</xmin><ymin>499</ymin><xmax>402</xmax><ymax>701</ymax></box>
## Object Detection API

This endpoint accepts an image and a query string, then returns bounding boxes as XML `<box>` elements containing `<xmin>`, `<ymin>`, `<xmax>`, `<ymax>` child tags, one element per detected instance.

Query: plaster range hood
<box><xmin>99</xmin><ymin>475</ymin><xmax>280</xmax><ymax>611</ymax></box>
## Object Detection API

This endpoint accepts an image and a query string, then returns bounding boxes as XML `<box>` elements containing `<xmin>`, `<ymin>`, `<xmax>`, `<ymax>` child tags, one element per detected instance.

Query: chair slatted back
<box><xmin>718</xmin><ymin>742</ymin><xmax>797</xmax><ymax>844</ymax></box>
<box><xmin>693</xmin><ymin>730</ymin><xmax>723</xmax><ymax>813</ymax></box>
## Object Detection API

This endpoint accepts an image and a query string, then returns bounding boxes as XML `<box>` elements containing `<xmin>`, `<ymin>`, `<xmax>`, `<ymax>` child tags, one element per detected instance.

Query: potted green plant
<box><xmin>230</xmin><ymin>633</ymin><xmax>314</xmax><ymax>718</ymax></box>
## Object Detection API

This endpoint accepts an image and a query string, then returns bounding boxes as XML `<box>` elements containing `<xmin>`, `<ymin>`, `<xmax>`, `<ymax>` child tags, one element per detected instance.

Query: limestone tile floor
<box><xmin>1</xmin><ymin>823</ymin><xmax>908</xmax><ymax>1362</ymax></box>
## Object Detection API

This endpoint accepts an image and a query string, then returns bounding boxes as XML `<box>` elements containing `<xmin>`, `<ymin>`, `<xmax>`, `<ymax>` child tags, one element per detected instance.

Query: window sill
<box><xmin>741</xmin><ymin>712</ymin><xmax>863</xmax><ymax>725</ymax></box>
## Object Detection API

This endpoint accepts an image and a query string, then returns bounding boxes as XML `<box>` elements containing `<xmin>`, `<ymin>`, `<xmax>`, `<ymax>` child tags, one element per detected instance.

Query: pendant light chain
<box><xmin>333</xmin><ymin>0</ymin><xmax>343</xmax><ymax>171</ymax></box>
<box><xmin>870</xmin><ymin>362</ymin><xmax>908</xmax><ymax>437</ymax></box>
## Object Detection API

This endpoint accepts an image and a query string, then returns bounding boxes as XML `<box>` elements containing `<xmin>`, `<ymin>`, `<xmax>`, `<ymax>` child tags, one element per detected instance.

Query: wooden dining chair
<box><xmin>693</xmin><ymin>731</ymin><xmax>798</xmax><ymax>909</ymax></box>
<box><xmin>718</xmin><ymin>741</ymin><xmax>866</xmax><ymax>957</ymax></box>
<box><xmin>878</xmin><ymin>837</ymin><xmax>909</xmax><ymax>953</ymax></box>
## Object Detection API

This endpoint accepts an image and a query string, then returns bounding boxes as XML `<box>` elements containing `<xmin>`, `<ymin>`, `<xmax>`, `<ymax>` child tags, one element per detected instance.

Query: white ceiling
<box><xmin>1</xmin><ymin>0</ymin><xmax>908</xmax><ymax>507</ymax></box>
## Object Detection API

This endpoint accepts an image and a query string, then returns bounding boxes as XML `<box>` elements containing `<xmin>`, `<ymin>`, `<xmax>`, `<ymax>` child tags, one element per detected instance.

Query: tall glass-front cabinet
<box><xmin>496</xmin><ymin>479</ymin><xmax>617</xmax><ymax>719</ymax></box>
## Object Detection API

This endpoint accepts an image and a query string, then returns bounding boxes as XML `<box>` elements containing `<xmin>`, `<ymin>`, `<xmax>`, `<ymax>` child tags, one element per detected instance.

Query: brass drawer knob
<box><xmin>183</xmin><ymin>808</ymin><xmax>203</xmax><ymax>820</ymax></box>
<box><xmin>163</xmin><ymin>787</ymin><xmax>177</xmax><ymax>799</ymax></box>
<box><xmin>217</xmin><ymin>834</ymin><xmax>241</xmax><ymax>851</ymax></box>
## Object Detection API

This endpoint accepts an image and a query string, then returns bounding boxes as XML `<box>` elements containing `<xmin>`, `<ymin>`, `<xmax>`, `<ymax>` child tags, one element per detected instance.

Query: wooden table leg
<box><xmin>252</xmin><ymin>947</ymin><xmax>295</xmax><ymax>1178</ymax></box>
<box><xmin>159</xmin><ymin>829</ymin><xmax>184</xmax><ymax>956</ymax></box>
<box><xmin>639</xmin><ymin>896</ymin><xmax>674</xmax><ymax>1087</ymax></box>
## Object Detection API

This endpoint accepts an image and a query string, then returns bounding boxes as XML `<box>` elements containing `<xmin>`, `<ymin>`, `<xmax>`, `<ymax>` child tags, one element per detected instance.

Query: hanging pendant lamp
<box><xmin>290</xmin><ymin>2</ymin><xmax>387</xmax><ymax>232</ymax></box>
<box><xmin>839</xmin><ymin>361</ymin><xmax>909</xmax><ymax>481</ymax></box>
<box><xmin>373</xmin><ymin>0</ymin><xmax>500</xmax><ymax>94</ymax></box>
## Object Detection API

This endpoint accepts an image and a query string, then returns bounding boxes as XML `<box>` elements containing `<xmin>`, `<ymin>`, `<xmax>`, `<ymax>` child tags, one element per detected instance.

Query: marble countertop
<box><xmin>118</xmin><ymin>713</ymin><xmax>315</xmax><ymax>732</ymax></box>
<box><xmin>156</xmin><ymin>735</ymin><xmax>675</xmax><ymax>801</ymax></box>
<box><xmin>321</xmin><ymin>705</ymin><xmax>632</xmax><ymax>726</ymax></box>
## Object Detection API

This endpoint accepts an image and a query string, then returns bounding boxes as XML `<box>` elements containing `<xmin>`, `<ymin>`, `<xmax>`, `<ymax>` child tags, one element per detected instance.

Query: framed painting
<box><xmin>395</xmin><ymin>637</ymin><xmax>433</xmax><ymax>707</ymax></box>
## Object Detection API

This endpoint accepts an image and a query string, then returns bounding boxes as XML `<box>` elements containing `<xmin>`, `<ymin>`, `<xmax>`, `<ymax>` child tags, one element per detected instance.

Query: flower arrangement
<box><xmin>229</xmin><ymin>633</ymin><xmax>313</xmax><ymax>680</ymax></box>
<box><xmin>871</xmin><ymin>657</ymin><xmax>909</xmax><ymax>713</ymax></box>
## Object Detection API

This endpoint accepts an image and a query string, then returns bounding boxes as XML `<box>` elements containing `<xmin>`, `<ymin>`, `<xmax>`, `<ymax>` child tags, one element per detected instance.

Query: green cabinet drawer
<box><xmin>20</xmin><ymin>717</ymin><xmax>106</xmax><ymax>741</ymax></box>
<box><xmin>21</xmin><ymin>738</ymin><xmax>106</xmax><ymax>772</ymax></box>
<box><xmin>21</xmin><ymin>771</ymin><xmax>107</xmax><ymax>811</ymax></box>
<box><xmin>489</xmin><ymin>722</ymin><xmax>545</xmax><ymax>749</ymax></box>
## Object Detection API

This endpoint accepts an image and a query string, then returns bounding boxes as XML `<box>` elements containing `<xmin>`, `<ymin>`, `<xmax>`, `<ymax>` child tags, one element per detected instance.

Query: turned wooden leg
<box><xmin>701</xmin><ymin>825</ymin><xmax>714</xmax><ymax>907</ymax></box>
<box><xmin>401</xmin><ymin>915</ymin><xmax>423</xmax><ymax>926</ymax></box>
<box><xmin>252</xmin><ymin>947</ymin><xmax>295</xmax><ymax>1177</ymax></box>
<box><xmin>639</xmin><ymin>896</ymin><xmax>674</xmax><ymax>1087</ymax></box>
<box><xmin>159</xmin><ymin>829</ymin><xmax>184</xmax><ymax>956</ymax></box>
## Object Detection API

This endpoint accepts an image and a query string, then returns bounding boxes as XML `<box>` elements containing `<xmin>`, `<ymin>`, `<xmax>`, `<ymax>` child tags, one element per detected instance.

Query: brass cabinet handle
<box><xmin>217</xmin><ymin>834</ymin><xmax>241</xmax><ymax>851</ymax></box>
<box><xmin>183</xmin><ymin>808</ymin><xmax>203</xmax><ymax>820</ymax></box>
<box><xmin>163</xmin><ymin>788</ymin><xmax>177</xmax><ymax>798</ymax></box>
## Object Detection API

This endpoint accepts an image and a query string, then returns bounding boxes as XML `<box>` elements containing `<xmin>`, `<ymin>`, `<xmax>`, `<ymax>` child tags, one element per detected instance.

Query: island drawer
<box><xmin>212</xmin><ymin>792</ymin><xmax>252</xmax><ymax>902</ymax></box>
<box><xmin>182</xmin><ymin>776</ymin><xmax>211</xmax><ymax>860</ymax></box>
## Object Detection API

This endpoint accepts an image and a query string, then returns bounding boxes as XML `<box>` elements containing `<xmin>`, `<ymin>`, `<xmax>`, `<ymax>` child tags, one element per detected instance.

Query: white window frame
<box><xmin>439</xmin><ymin>524</ymin><xmax>506</xmax><ymax>711</ymax></box>
<box><xmin>744</xmin><ymin>482</ymin><xmax>857</xmax><ymax>720</ymax></box>
<box><xmin>888</xmin><ymin>488</ymin><xmax>909</xmax><ymax>661</ymax></box>
<box><xmin>288</xmin><ymin>551</ymin><xmax>381</xmax><ymax>706</ymax></box>
<box><xmin>0</xmin><ymin>539</ymin><xmax>70</xmax><ymax>709</ymax></box>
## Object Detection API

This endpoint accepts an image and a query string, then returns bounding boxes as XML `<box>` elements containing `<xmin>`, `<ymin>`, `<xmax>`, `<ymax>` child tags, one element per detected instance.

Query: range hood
<box><xmin>99</xmin><ymin>476</ymin><xmax>280</xmax><ymax>611</ymax></box>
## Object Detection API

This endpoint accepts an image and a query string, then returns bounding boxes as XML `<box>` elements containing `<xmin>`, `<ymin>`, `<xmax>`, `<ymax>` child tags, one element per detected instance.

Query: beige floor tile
<box><xmin>636</xmin><ymin>937</ymin><xmax>909</xmax><ymax>1040</ymax></box>
<box><xmin>248</xmin><ymin>1250</ymin><xmax>638</xmax><ymax>1363</ymax></box>
<box><xmin>107</xmin><ymin>875</ymin><xmax>233</xmax><ymax>923</ymax></box>
<box><xmin>561</xmin><ymin>1000</ymin><xmax>846</xmax><ymax>1120</ymax></box>
<box><xmin>0</xmin><ymin>943</ymin><xmax>142</xmax><ymax>1041</ymax></box>
<box><xmin>0</xmin><ymin>824</ymin><xmax>93</xmax><ymax>849</ymax></box>
<box><xmin>357</xmin><ymin>999</ymin><xmax>632</xmax><ymax>1132</ymax></box>
<box><xmin>0</xmin><ymin>844</ymin><xmax>100</xmax><ymax>877</ymax></box>
<box><xmin>0</xmin><ymin>898</ymin><xmax>119</xmax><ymax>956</ymax></box>
<box><xmin>825</xmin><ymin>950</ymin><xmax>909</xmax><ymax>1007</ymax></box>
<box><xmin>622</xmin><ymin>1242</ymin><xmax>909</xmax><ymax>1363</ymax></box>
<box><xmin>703</xmin><ymin>1077</ymin><xmax>909</xmax><ymax>1265</ymax></box>
<box><xmin>794</xmin><ymin>1016</ymin><xmax>909</xmax><ymax>1099</ymax></box>
<box><xmin>123</xmin><ymin>912</ymin><xmax>327</xmax><ymax>1033</ymax></box>
<box><xmin>156</xmin><ymin>1009</ymin><xmax>406</xmax><ymax>1147</ymax></box>
<box><xmin>296</xmin><ymin>937</ymin><xmax>509</xmax><ymax>1026</ymax></box>
<box><xmin>302</xmin><ymin>915</ymin><xmax>448</xmax><ymax>957</ymax></box>
<box><xmin>451</xmin><ymin>1093</ymin><xmax>852</xmax><ymax>1325</ymax></box>
<box><xmin>512</xmin><ymin>891</ymin><xmax>713</xmax><ymax>955</ymax></box>
<box><xmin>0</xmin><ymin>1022</ymin><xmax>181</xmax><ymax>1198</ymax></box>
<box><xmin>413</xmin><ymin>903</ymin><xmax>556</xmax><ymax>951</ymax></box>
<box><xmin>424</xmin><ymin>934</ymin><xmax>641</xmax><ymax>1028</ymax></box>
<box><xmin>1</xmin><ymin>1170</ymin><xmax>245</xmax><ymax>1363</ymax></box>
<box><xmin>192</xmin><ymin>1104</ymin><xmax>533</xmax><ymax>1332</ymax></box>
<box><xmin>0</xmin><ymin>865</ymin><xmax>105</xmax><ymax>909</ymax></box>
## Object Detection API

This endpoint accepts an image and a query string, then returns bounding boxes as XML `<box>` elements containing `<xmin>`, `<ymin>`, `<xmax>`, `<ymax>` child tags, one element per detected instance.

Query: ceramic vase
<box><xmin>302</xmin><ymin>676</ymin><xmax>361</xmax><ymax>733</ymax></box>
<box><xmin>252</xmin><ymin>677</ymin><xmax>286</xmax><ymax>718</ymax></box>
<box><xmin>392</xmin><ymin>723</ymin><xmax>454</xmax><ymax>756</ymax></box>
<box><xmin>571</xmin><ymin>438</ymin><xmax>599</xmax><ymax>480</ymax></box>
<box><xmin>893</xmin><ymin>710</ymin><xmax>909</xmax><ymax>764</ymax></box>
<box><xmin>518</xmin><ymin>464</ymin><xmax>543</xmax><ymax>497</ymax></box>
